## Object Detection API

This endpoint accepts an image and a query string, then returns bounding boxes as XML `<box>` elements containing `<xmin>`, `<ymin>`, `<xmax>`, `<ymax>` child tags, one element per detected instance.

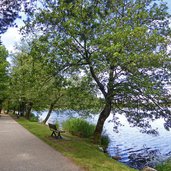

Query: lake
<box><xmin>35</xmin><ymin>110</ymin><xmax>171</xmax><ymax>169</ymax></box>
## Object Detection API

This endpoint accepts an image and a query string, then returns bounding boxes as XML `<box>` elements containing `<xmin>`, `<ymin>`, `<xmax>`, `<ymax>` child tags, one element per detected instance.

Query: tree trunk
<box><xmin>6</xmin><ymin>109</ymin><xmax>10</xmax><ymax>114</ymax></box>
<box><xmin>0</xmin><ymin>100</ymin><xmax>2</xmax><ymax>114</ymax></box>
<box><xmin>25</xmin><ymin>102</ymin><xmax>33</xmax><ymax>120</ymax></box>
<box><xmin>6</xmin><ymin>100</ymin><xmax>10</xmax><ymax>114</ymax></box>
<box><xmin>19</xmin><ymin>101</ymin><xmax>26</xmax><ymax>116</ymax></box>
<box><xmin>93</xmin><ymin>101</ymin><xmax>112</xmax><ymax>144</ymax></box>
<box><xmin>13</xmin><ymin>107</ymin><xmax>16</xmax><ymax>115</ymax></box>
<box><xmin>43</xmin><ymin>103</ymin><xmax>54</xmax><ymax>124</ymax></box>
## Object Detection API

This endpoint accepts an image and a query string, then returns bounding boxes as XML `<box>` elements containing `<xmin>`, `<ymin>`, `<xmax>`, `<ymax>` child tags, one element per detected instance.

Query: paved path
<box><xmin>0</xmin><ymin>114</ymin><xmax>83</xmax><ymax>171</ymax></box>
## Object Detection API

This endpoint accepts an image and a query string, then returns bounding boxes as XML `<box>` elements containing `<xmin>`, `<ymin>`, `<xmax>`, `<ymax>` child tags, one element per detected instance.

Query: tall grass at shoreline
<box><xmin>62</xmin><ymin>118</ymin><xmax>95</xmax><ymax>138</ymax></box>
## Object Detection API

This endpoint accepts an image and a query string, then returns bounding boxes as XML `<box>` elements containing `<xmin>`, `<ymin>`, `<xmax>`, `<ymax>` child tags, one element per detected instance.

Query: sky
<box><xmin>166</xmin><ymin>0</ymin><xmax>171</xmax><ymax>13</ymax></box>
<box><xmin>1</xmin><ymin>18</ymin><xmax>25</xmax><ymax>52</ymax></box>
<box><xmin>1</xmin><ymin>0</ymin><xmax>171</xmax><ymax>52</ymax></box>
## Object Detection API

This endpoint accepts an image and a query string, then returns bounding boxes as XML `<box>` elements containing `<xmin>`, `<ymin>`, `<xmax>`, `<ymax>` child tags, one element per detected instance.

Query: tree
<box><xmin>10</xmin><ymin>39</ymin><xmax>70</xmax><ymax>119</ymax></box>
<box><xmin>25</xmin><ymin>0</ymin><xmax>171</xmax><ymax>143</ymax></box>
<box><xmin>9</xmin><ymin>37</ymin><xmax>100</xmax><ymax>121</ymax></box>
<box><xmin>0</xmin><ymin>45</ymin><xmax>8</xmax><ymax>113</ymax></box>
<box><xmin>0</xmin><ymin>0</ymin><xmax>36</xmax><ymax>35</ymax></box>
<box><xmin>10</xmin><ymin>50</ymin><xmax>35</xmax><ymax>118</ymax></box>
<box><xmin>28</xmin><ymin>38</ymin><xmax>101</xmax><ymax>123</ymax></box>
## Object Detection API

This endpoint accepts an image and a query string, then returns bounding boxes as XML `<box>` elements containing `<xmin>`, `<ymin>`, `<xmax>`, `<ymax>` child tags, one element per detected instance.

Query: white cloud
<box><xmin>1</xmin><ymin>14</ymin><xmax>25</xmax><ymax>52</ymax></box>
<box><xmin>1</xmin><ymin>27</ymin><xmax>22</xmax><ymax>52</ymax></box>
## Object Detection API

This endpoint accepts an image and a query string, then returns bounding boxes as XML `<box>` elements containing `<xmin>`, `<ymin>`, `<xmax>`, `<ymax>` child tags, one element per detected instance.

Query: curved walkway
<box><xmin>0</xmin><ymin>114</ymin><xmax>83</xmax><ymax>171</ymax></box>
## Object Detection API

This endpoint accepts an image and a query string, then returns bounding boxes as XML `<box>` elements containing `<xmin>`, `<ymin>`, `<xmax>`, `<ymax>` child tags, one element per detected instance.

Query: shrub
<box><xmin>55</xmin><ymin>121</ymin><xmax>59</xmax><ymax>129</ymax></box>
<box><xmin>156</xmin><ymin>160</ymin><xmax>171</xmax><ymax>171</ymax></box>
<box><xmin>29</xmin><ymin>113</ymin><xmax>39</xmax><ymax>122</ymax></box>
<box><xmin>101</xmin><ymin>134</ymin><xmax>110</xmax><ymax>149</ymax></box>
<box><xmin>62</xmin><ymin>118</ymin><xmax>95</xmax><ymax>138</ymax></box>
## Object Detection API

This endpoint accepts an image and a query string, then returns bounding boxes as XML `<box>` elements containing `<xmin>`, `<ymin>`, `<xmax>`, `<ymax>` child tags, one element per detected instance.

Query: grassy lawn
<box><xmin>15</xmin><ymin>117</ymin><xmax>137</xmax><ymax>171</ymax></box>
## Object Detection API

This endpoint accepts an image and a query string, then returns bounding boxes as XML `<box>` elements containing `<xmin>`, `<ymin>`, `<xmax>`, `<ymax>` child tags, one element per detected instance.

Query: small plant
<box><xmin>62</xmin><ymin>118</ymin><xmax>95</xmax><ymax>138</ymax></box>
<box><xmin>29</xmin><ymin>113</ymin><xmax>39</xmax><ymax>122</ymax></box>
<box><xmin>101</xmin><ymin>134</ymin><xmax>110</xmax><ymax>150</ymax></box>
<box><xmin>156</xmin><ymin>160</ymin><xmax>171</xmax><ymax>171</ymax></box>
<box><xmin>55</xmin><ymin>121</ymin><xmax>59</xmax><ymax>129</ymax></box>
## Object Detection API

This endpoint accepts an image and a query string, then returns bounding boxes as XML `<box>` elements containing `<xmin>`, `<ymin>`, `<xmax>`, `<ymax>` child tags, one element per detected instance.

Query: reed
<box><xmin>62</xmin><ymin>118</ymin><xmax>95</xmax><ymax>138</ymax></box>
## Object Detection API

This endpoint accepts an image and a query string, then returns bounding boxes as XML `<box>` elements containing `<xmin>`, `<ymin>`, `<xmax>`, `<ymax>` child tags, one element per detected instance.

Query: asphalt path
<box><xmin>0</xmin><ymin>114</ymin><xmax>83</xmax><ymax>171</ymax></box>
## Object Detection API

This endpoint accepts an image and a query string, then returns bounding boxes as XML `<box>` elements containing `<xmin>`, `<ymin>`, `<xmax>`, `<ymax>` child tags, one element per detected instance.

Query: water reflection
<box><xmin>125</xmin><ymin>147</ymin><xmax>160</xmax><ymax>169</ymax></box>
<box><xmin>35</xmin><ymin>110</ymin><xmax>171</xmax><ymax>169</ymax></box>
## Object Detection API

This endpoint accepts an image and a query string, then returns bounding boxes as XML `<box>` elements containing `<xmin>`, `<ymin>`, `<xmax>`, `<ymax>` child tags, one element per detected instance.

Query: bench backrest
<box><xmin>48</xmin><ymin>123</ymin><xmax>57</xmax><ymax>130</ymax></box>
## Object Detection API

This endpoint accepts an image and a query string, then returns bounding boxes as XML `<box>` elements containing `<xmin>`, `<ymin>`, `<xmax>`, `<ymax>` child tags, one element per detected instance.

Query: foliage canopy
<box><xmin>0</xmin><ymin>0</ymin><xmax>36</xmax><ymax>35</ymax></box>
<box><xmin>0</xmin><ymin>45</ymin><xmax>8</xmax><ymax>109</ymax></box>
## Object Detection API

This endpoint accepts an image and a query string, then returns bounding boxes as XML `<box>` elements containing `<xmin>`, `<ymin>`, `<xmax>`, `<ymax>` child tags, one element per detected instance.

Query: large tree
<box><xmin>29</xmin><ymin>38</ymin><xmax>101</xmax><ymax>122</ymax></box>
<box><xmin>0</xmin><ymin>45</ymin><xmax>8</xmax><ymax>113</ymax></box>
<box><xmin>9</xmin><ymin>42</ymin><xmax>54</xmax><ymax>119</ymax></box>
<box><xmin>25</xmin><ymin>0</ymin><xmax>171</xmax><ymax>143</ymax></box>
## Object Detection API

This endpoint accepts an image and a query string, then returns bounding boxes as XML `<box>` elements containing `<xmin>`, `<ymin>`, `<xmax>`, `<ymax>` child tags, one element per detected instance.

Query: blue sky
<box><xmin>166</xmin><ymin>0</ymin><xmax>171</xmax><ymax>13</ymax></box>
<box><xmin>1</xmin><ymin>0</ymin><xmax>171</xmax><ymax>52</ymax></box>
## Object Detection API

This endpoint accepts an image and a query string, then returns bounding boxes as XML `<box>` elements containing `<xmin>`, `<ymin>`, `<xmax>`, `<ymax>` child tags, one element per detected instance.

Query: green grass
<box><xmin>15</xmin><ymin>116</ymin><xmax>137</xmax><ymax>171</ymax></box>
<box><xmin>156</xmin><ymin>159</ymin><xmax>171</xmax><ymax>171</ymax></box>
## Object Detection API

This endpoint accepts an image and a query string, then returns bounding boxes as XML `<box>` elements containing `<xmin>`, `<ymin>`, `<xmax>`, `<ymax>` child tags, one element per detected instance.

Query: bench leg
<box><xmin>51</xmin><ymin>131</ymin><xmax>56</xmax><ymax>137</ymax></box>
<box><xmin>58</xmin><ymin>132</ymin><xmax>62</xmax><ymax>139</ymax></box>
<box><xmin>51</xmin><ymin>131</ymin><xmax>62</xmax><ymax>139</ymax></box>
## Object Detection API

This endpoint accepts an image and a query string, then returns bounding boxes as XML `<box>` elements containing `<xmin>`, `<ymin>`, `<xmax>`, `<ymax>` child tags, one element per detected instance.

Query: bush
<box><xmin>29</xmin><ymin>113</ymin><xmax>39</xmax><ymax>122</ymax></box>
<box><xmin>101</xmin><ymin>134</ymin><xmax>110</xmax><ymax>149</ymax></box>
<box><xmin>55</xmin><ymin>121</ymin><xmax>59</xmax><ymax>129</ymax></box>
<box><xmin>62</xmin><ymin>118</ymin><xmax>95</xmax><ymax>138</ymax></box>
<box><xmin>156</xmin><ymin>160</ymin><xmax>171</xmax><ymax>171</ymax></box>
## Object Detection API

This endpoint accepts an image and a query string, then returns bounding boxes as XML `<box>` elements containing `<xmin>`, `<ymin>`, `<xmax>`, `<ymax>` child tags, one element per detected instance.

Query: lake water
<box><xmin>35</xmin><ymin>110</ymin><xmax>171</xmax><ymax>170</ymax></box>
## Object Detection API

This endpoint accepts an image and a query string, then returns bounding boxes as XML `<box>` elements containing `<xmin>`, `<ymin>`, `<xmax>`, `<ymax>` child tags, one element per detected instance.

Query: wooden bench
<box><xmin>48</xmin><ymin>123</ymin><xmax>65</xmax><ymax>139</ymax></box>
